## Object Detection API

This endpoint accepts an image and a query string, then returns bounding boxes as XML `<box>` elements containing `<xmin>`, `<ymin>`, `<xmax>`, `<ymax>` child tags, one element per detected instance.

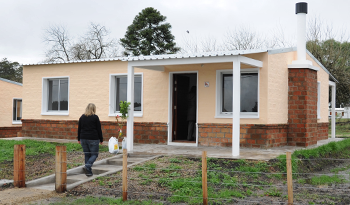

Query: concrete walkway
<box><xmin>2</xmin><ymin>137</ymin><xmax>344</xmax><ymax>160</ymax></box>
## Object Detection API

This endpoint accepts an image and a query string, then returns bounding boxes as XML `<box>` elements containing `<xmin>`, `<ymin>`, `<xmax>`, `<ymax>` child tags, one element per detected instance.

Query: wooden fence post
<box><xmin>55</xmin><ymin>146</ymin><xmax>67</xmax><ymax>193</ymax></box>
<box><xmin>123</xmin><ymin>149</ymin><xmax>128</xmax><ymax>201</ymax></box>
<box><xmin>286</xmin><ymin>152</ymin><xmax>293</xmax><ymax>205</ymax></box>
<box><xmin>13</xmin><ymin>144</ymin><xmax>25</xmax><ymax>188</ymax></box>
<box><xmin>202</xmin><ymin>151</ymin><xmax>208</xmax><ymax>205</ymax></box>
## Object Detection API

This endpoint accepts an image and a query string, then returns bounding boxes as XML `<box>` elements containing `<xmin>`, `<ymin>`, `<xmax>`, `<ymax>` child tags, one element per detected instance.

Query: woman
<box><xmin>78</xmin><ymin>103</ymin><xmax>103</xmax><ymax>177</ymax></box>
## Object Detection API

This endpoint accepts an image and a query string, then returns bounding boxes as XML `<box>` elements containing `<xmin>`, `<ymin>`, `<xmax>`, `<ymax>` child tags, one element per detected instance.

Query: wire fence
<box><xmin>3</xmin><ymin>146</ymin><xmax>350</xmax><ymax>204</ymax></box>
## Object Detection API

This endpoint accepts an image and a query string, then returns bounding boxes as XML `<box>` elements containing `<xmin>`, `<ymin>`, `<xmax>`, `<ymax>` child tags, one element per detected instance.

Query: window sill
<box><xmin>12</xmin><ymin>121</ymin><xmax>22</xmax><ymax>125</ymax></box>
<box><xmin>108</xmin><ymin>112</ymin><xmax>143</xmax><ymax>118</ymax></box>
<box><xmin>41</xmin><ymin>112</ymin><xmax>69</xmax><ymax>116</ymax></box>
<box><xmin>215</xmin><ymin>113</ymin><xmax>259</xmax><ymax>119</ymax></box>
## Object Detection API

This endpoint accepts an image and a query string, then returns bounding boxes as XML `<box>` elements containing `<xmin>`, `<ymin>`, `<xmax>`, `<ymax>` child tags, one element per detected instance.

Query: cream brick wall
<box><xmin>0</xmin><ymin>79</ymin><xmax>22</xmax><ymax>127</ymax></box>
<box><xmin>266</xmin><ymin>51</ymin><xmax>330</xmax><ymax>124</ymax></box>
<box><xmin>267</xmin><ymin>52</ymin><xmax>295</xmax><ymax>124</ymax></box>
<box><xmin>23</xmin><ymin>51</ymin><xmax>330</xmax><ymax>125</ymax></box>
<box><xmin>307</xmin><ymin>54</ymin><xmax>329</xmax><ymax>123</ymax></box>
<box><xmin>23</xmin><ymin>61</ymin><xmax>169</xmax><ymax>122</ymax></box>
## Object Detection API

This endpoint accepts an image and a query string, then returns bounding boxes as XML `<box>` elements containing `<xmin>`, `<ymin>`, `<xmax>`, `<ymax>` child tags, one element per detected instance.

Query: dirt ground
<box><xmin>3</xmin><ymin>151</ymin><xmax>350</xmax><ymax>204</ymax></box>
<box><xmin>0</xmin><ymin>152</ymin><xmax>114</xmax><ymax>181</ymax></box>
<box><xmin>0</xmin><ymin>187</ymin><xmax>65</xmax><ymax>205</ymax></box>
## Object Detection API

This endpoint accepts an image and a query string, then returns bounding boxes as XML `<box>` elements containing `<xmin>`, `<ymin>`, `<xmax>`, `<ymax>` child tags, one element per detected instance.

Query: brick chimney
<box><xmin>287</xmin><ymin>2</ymin><xmax>318</xmax><ymax>147</ymax></box>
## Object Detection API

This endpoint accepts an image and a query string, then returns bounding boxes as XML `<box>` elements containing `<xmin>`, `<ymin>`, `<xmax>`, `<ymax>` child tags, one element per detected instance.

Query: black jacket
<box><xmin>78</xmin><ymin>114</ymin><xmax>103</xmax><ymax>142</ymax></box>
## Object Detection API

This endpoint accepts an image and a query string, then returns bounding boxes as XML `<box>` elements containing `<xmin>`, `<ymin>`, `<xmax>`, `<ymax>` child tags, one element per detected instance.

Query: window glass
<box><xmin>241</xmin><ymin>73</ymin><xmax>258</xmax><ymax>112</ymax></box>
<box><xmin>221</xmin><ymin>72</ymin><xmax>258</xmax><ymax>113</ymax></box>
<box><xmin>48</xmin><ymin>80</ymin><xmax>59</xmax><ymax>111</ymax></box>
<box><xmin>134</xmin><ymin>76</ymin><xmax>142</xmax><ymax>111</ymax></box>
<box><xmin>60</xmin><ymin>79</ymin><xmax>69</xmax><ymax>111</ymax></box>
<box><xmin>222</xmin><ymin>74</ymin><xmax>233</xmax><ymax>112</ymax></box>
<box><xmin>48</xmin><ymin>79</ymin><xmax>68</xmax><ymax>111</ymax></box>
<box><xmin>115</xmin><ymin>76</ymin><xmax>142</xmax><ymax>112</ymax></box>
<box><xmin>13</xmin><ymin>99</ymin><xmax>22</xmax><ymax>121</ymax></box>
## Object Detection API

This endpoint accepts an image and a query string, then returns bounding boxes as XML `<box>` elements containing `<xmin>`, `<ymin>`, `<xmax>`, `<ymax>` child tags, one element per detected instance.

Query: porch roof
<box><xmin>24</xmin><ymin>49</ymin><xmax>268</xmax><ymax>66</ymax></box>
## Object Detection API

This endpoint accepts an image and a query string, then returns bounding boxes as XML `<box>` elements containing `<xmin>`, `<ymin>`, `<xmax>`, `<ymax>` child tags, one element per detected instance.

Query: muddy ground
<box><xmin>2</xmin><ymin>150</ymin><xmax>350</xmax><ymax>204</ymax></box>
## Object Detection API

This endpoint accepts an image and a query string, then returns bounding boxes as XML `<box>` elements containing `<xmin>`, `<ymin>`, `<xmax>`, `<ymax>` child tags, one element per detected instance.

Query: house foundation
<box><xmin>19</xmin><ymin>119</ymin><xmax>328</xmax><ymax>148</ymax></box>
<box><xmin>0</xmin><ymin>126</ymin><xmax>22</xmax><ymax>138</ymax></box>
<box><xmin>21</xmin><ymin>119</ymin><xmax>167</xmax><ymax>144</ymax></box>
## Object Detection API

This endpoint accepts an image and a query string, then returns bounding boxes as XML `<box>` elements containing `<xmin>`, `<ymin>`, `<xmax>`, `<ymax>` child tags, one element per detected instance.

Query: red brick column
<box><xmin>288</xmin><ymin>68</ymin><xmax>318</xmax><ymax>147</ymax></box>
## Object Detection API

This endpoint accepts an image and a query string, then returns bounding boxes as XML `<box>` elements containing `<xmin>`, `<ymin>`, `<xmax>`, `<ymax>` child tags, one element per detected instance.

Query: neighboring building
<box><xmin>21</xmin><ymin>48</ymin><xmax>335</xmax><ymax>150</ymax></box>
<box><xmin>328</xmin><ymin>107</ymin><xmax>350</xmax><ymax>119</ymax></box>
<box><xmin>0</xmin><ymin>77</ymin><xmax>22</xmax><ymax>138</ymax></box>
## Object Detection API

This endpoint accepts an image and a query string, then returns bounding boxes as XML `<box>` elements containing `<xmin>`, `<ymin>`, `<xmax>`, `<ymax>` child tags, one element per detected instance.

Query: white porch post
<box><xmin>330</xmin><ymin>81</ymin><xmax>336</xmax><ymax>139</ymax></box>
<box><xmin>232</xmin><ymin>56</ymin><xmax>240</xmax><ymax>157</ymax></box>
<box><xmin>127</xmin><ymin>64</ymin><xmax>134</xmax><ymax>152</ymax></box>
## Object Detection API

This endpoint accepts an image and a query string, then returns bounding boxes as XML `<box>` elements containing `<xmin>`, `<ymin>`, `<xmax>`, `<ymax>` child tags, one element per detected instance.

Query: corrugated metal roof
<box><xmin>0</xmin><ymin>77</ymin><xmax>23</xmax><ymax>86</ymax></box>
<box><xmin>21</xmin><ymin>48</ymin><xmax>338</xmax><ymax>83</ymax></box>
<box><xmin>23</xmin><ymin>49</ymin><xmax>268</xmax><ymax>66</ymax></box>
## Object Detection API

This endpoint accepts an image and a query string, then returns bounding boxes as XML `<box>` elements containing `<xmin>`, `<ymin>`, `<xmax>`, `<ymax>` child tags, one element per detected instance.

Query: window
<box><xmin>109</xmin><ymin>74</ymin><xmax>143</xmax><ymax>117</ymax></box>
<box><xmin>216</xmin><ymin>69</ymin><xmax>259</xmax><ymax>118</ymax></box>
<box><xmin>13</xmin><ymin>99</ymin><xmax>22</xmax><ymax>124</ymax></box>
<box><xmin>42</xmin><ymin>77</ymin><xmax>69</xmax><ymax>115</ymax></box>
<box><xmin>317</xmin><ymin>82</ymin><xmax>320</xmax><ymax>119</ymax></box>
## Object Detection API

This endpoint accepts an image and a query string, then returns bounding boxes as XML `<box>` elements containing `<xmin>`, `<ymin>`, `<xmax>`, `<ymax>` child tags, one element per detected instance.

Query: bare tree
<box><xmin>43</xmin><ymin>25</ymin><xmax>71</xmax><ymax>62</ymax></box>
<box><xmin>178</xmin><ymin>34</ymin><xmax>222</xmax><ymax>53</ymax></box>
<box><xmin>201</xmin><ymin>37</ymin><xmax>221</xmax><ymax>52</ymax></box>
<box><xmin>223</xmin><ymin>26</ymin><xmax>267</xmax><ymax>50</ymax></box>
<box><xmin>43</xmin><ymin>23</ymin><xmax>121</xmax><ymax>62</ymax></box>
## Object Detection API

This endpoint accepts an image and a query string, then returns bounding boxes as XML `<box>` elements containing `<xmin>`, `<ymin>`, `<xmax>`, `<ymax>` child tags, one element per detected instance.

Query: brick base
<box><xmin>198</xmin><ymin>122</ymin><xmax>328</xmax><ymax>148</ymax></box>
<box><xmin>0</xmin><ymin>126</ymin><xmax>22</xmax><ymax>138</ymax></box>
<box><xmin>21</xmin><ymin>119</ymin><xmax>167</xmax><ymax>144</ymax></box>
<box><xmin>317</xmin><ymin>122</ymin><xmax>329</xmax><ymax>141</ymax></box>
<box><xmin>198</xmin><ymin>123</ymin><xmax>288</xmax><ymax>148</ymax></box>
<box><xmin>20</xmin><ymin>119</ymin><xmax>329</xmax><ymax>148</ymax></box>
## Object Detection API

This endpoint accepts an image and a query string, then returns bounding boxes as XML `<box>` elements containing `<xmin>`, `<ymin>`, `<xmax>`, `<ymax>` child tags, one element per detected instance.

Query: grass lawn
<box><xmin>0</xmin><ymin>139</ymin><xmax>109</xmax><ymax>162</ymax></box>
<box><xmin>54</xmin><ymin>138</ymin><xmax>350</xmax><ymax>205</ymax></box>
<box><xmin>0</xmin><ymin>139</ymin><xmax>113</xmax><ymax>181</ymax></box>
<box><xmin>3</xmin><ymin>138</ymin><xmax>350</xmax><ymax>204</ymax></box>
<box><xmin>329</xmin><ymin>118</ymin><xmax>350</xmax><ymax>137</ymax></box>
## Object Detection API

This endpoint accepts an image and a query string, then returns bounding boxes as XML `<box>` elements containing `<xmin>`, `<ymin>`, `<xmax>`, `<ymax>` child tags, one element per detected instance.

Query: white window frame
<box><xmin>215</xmin><ymin>68</ymin><xmax>260</xmax><ymax>119</ymax></box>
<box><xmin>317</xmin><ymin>81</ymin><xmax>321</xmax><ymax>119</ymax></box>
<box><xmin>109</xmin><ymin>73</ymin><xmax>143</xmax><ymax>117</ymax></box>
<box><xmin>12</xmin><ymin>98</ymin><xmax>22</xmax><ymax>124</ymax></box>
<box><xmin>41</xmin><ymin>76</ymin><xmax>70</xmax><ymax>116</ymax></box>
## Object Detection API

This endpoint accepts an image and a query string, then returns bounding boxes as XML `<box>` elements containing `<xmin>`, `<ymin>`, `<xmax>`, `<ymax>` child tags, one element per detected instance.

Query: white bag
<box><xmin>108</xmin><ymin>137</ymin><xmax>119</xmax><ymax>154</ymax></box>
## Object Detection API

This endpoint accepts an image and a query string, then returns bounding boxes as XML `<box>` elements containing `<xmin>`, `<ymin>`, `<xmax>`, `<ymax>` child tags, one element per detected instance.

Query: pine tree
<box><xmin>120</xmin><ymin>7</ymin><xmax>180</xmax><ymax>56</ymax></box>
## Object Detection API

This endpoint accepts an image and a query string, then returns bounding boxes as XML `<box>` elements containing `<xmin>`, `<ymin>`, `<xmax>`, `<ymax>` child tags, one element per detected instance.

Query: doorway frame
<box><xmin>168</xmin><ymin>71</ymin><xmax>198</xmax><ymax>146</ymax></box>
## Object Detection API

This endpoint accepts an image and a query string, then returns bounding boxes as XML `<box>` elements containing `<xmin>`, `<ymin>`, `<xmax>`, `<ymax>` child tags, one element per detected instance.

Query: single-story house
<box><xmin>21</xmin><ymin>47</ymin><xmax>336</xmax><ymax>153</ymax></box>
<box><xmin>20</xmin><ymin>2</ymin><xmax>338</xmax><ymax>156</ymax></box>
<box><xmin>0</xmin><ymin>77</ymin><xmax>23</xmax><ymax>138</ymax></box>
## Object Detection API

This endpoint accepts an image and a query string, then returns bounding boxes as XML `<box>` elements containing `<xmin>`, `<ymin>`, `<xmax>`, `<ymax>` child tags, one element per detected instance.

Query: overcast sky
<box><xmin>0</xmin><ymin>0</ymin><xmax>349</xmax><ymax>64</ymax></box>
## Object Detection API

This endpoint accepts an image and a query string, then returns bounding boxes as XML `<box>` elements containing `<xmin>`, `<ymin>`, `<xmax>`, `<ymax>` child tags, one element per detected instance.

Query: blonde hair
<box><xmin>84</xmin><ymin>103</ymin><xmax>96</xmax><ymax>116</ymax></box>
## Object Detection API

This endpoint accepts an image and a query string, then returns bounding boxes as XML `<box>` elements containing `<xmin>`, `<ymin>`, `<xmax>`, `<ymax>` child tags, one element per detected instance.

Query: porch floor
<box><xmin>2</xmin><ymin>137</ymin><xmax>343</xmax><ymax>161</ymax></box>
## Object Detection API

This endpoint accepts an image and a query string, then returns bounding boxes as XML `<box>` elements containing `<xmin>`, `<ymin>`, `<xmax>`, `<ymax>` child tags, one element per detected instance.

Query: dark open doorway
<box><xmin>172</xmin><ymin>73</ymin><xmax>197</xmax><ymax>143</ymax></box>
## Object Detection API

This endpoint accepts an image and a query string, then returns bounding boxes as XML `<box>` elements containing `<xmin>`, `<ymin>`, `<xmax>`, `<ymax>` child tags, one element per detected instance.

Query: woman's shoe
<box><xmin>83</xmin><ymin>166</ymin><xmax>93</xmax><ymax>177</ymax></box>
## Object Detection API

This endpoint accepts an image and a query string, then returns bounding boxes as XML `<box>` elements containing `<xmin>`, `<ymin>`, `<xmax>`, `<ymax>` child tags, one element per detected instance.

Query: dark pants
<box><xmin>80</xmin><ymin>139</ymin><xmax>99</xmax><ymax>172</ymax></box>
<box><xmin>187</xmin><ymin>120</ymin><xmax>196</xmax><ymax>140</ymax></box>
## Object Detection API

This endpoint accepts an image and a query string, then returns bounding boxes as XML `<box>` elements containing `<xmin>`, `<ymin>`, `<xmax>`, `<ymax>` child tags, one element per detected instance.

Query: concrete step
<box><xmin>92</xmin><ymin>165</ymin><xmax>122</xmax><ymax>174</ymax></box>
<box><xmin>29</xmin><ymin>183</ymin><xmax>55</xmax><ymax>191</ymax></box>
<box><xmin>67</xmin><ymin>174</ymin><xmax>91</xmax><ymax>181</ymax></box>
<box><xmin>107</xmin><ymin>159</ymin><xmax>134</xmax><ymax>165</ymax></box>
<box><xmin>25</xmin><ymin>154</ymin><xmax>160</xmax><ymax>191</ymax></box>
